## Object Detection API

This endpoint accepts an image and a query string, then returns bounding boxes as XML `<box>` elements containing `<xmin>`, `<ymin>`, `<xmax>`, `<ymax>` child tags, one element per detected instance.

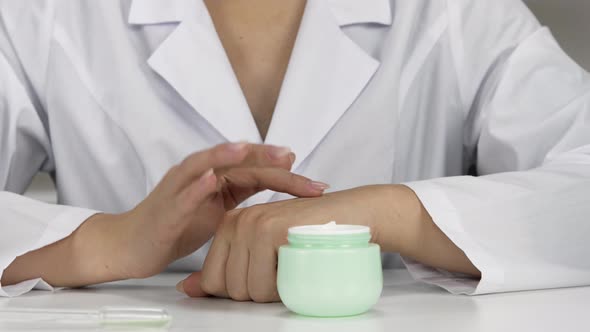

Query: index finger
<box><xmin>223</xmin><ymin>168</ymin><xmax>330</xmax><ymax>204</ymax></box>
<box><xmin>216</xmin><ymin>144</ymin><xmax>295</xmax><ymax>174</ymax></box>
<box><xmin>173</xmin><ymin>143</ymin><xmax>294</xmax><ymax>192</ymax></box>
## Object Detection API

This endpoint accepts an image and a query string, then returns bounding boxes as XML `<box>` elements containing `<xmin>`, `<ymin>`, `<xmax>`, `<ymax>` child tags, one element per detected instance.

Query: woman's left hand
<box><xmin>176</xmin><ymin>185</ymin><xmax>424</xmax><ymax>301</ymax></box>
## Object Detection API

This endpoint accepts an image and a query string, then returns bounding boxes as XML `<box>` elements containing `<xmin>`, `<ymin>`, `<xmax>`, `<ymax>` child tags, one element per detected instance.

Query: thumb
<box><xmin>176</xmin><ymin>272</ymin><xmax>209</xmax><ymax>297</ymax></box>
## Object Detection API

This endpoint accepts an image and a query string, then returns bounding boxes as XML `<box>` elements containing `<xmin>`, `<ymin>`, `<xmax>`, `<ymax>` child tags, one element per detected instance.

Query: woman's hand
<box><xmin>1</xmin><ymin>143</ymin><xmax>327</xmax><ymax>287</ymax></box>
<box><xmin>177</xmin><ymin>185</ymin><xmax>480</xmax><ymax>302</ymax></box>
<box><xmin>177</xmin><ymin>185</ymin><xmax>398</xmax><ymax>301</ymax></box>
<box><xmin>119</xmin><ymin>142</ymin><xmax>327</xmax><ymax>279</ymax></box>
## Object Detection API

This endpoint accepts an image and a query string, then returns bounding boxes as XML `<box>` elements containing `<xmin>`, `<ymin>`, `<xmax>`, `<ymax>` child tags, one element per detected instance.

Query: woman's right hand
<box><xmin>117</xmin><ymin>142</ymin><xmax>324</xmax><ymax>279</ymax></box>
<box><xmin>2</xmin><ymin>143</ymin><xmax>324</xmax><ymax>287</ymax></box>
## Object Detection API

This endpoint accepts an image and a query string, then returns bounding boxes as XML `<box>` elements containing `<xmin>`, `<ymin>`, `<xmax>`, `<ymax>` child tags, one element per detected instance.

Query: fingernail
<box><xmin>227</xmin><ymin>142</ymin><xmax>248</xmax><ymax>152</ymax></box>
<box><xmin>309</xmin><ymin>181</ymin><xmax>330</xmax><ymax>191</ymax></box>
<box><xmin>199</xmin><ymin>169</ymin><xmax>216</xmax><ymax>189</ymax></box>
<box><xmin>288</xmin><ymin>152</ymin><xmax>296</xmax><ymax>165</ymax></box>
<box><xmin>201</xmin><ymin>168</ymin><xmax>215</xmax><ymax>180</ymax></box>
<box><xmin>267</xmin><ymin>146</ymin><xmax>291</xmax><ymax>160</ymax></box>
<box><xmin>176</xmin><ymin>280</ymin><xmax>186</xmax><ymax>294</ymax></box>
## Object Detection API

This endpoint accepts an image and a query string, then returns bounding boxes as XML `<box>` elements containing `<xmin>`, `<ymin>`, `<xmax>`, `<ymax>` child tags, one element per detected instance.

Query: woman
<box><xmin>1</xmin><ymin>0</ymin><xmax>589</xmax><ymax>300</ymax></box>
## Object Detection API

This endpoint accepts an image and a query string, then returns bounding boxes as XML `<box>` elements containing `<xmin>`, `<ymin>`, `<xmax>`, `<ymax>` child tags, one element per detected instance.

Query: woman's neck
<box><xmin>203</xmin><ymin>0</ymin><xmax>307</xmax><ymax>139</ymax></box>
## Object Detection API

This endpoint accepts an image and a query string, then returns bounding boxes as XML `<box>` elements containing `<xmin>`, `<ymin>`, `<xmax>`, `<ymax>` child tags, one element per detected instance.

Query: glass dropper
<box><xmin>0</xmin><ymin>306</ymin><xmax>172</xmax><ymax>329</ymax></box>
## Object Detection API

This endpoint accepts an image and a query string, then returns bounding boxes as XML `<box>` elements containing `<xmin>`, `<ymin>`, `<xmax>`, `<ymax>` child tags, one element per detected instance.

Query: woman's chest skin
<box><xmin>203</xmin><ymin>0</ymin><xmax>307</xmax><ymax>139</ymax></box>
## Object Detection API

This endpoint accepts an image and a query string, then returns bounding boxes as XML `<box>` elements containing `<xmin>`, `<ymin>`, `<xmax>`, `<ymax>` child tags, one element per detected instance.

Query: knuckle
<box><xmin>211</xmin><ymin>144</ymin><xmax>229</xmax><ymax>161</ymax></box>
<box><xmin>235</xmin><ymin>206</ymin><xmax>257</xmax><ymax>223</ymax></box>
<box><xmin>280</xmin><ymin>160</ymin><xmax>292</xmax><ymax>170</ymax></box>
<box><xmin>248</xmin><ymin>276</ymin><xmax>279</xmax><ymax>303</ymax></box>
<box><xmin>218</xmin><ymin>215</ymin><xmax>237</xmax><ymax>239</ymax></box>
<box><xmin>255</xmin><ymin>217</ymin><xmax>276</xmax><ymax>238</ymax></box>
<box><xmin>234</xmin><ymin>218</ymin><xmax>251</xmax><ymax>238</ymax></box>
<box><xmin>293</xmin><ymin>173</ymin><xmax>308</xmax><ymax>186</ymax></box>
<box><xmin>227</xmin><ymin>284</ymin><xmax>250</xmax><ymax>302</ymax></box>
<box><xmin>250</xmin><ymin>290</ymin><xmax>277</xmax><ymax>303</ymax></box>
<box><xmin>287</xmin><ymin>172</ymin><xmax>300</xmax><ymax>185</ymax></box>
<box><xmin>236</xmin><ymin>206</ymin><xmax>261</xmax><ymax>224</ymax></box>
<box><xmin>200</xmin><ymin>274</ymin><xmax>223</xmax><ymax>296</ymax></box>
<box><xmin>272</xmin><ymin>154</ymin><xmax>292</xmax><ymax>169</ymax></box>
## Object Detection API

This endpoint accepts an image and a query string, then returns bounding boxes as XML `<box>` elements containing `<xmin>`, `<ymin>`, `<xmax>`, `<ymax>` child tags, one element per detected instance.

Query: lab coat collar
<box><xmin>129</xmin><ymin>0</ymin><xmax>391</xmax><ymax>179</ymax></box>
<box><xmin>128</xmin><ymin>0</ymin><xmax>191</xmax><ymax>25</ymax></box>
<box><xmin>327</xmin><ymin>0</ymin><xmax>393</xmax><ymax>26</ymax></box>
<box><xmin>263</xmin><ymin>0</ymin><xmax>384</xmax><ymax>171</ymax></box>
<box><xmin>128</xmin><ymin>0</ymin><xmax>392</xmax><ymax>27</ymax></box>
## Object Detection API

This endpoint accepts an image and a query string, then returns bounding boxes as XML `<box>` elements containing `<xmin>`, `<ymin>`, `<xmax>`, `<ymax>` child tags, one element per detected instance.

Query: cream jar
<box><xmin>277</xmin><ymin>222</ymin><xmax>383</xmax><ymax>317</ymax></box>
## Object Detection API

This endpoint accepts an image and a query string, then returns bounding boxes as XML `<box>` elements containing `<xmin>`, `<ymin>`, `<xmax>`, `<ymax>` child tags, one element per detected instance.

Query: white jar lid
<box><xmin>288</xmin><ymin>221</ymin><xmax>370</xmax><ymax>236</ymax></box>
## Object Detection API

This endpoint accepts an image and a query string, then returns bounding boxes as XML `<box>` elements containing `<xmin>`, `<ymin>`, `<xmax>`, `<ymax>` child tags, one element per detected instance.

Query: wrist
<box><xmin>2</xmin><ymin>212</ymin><xmax>132</xmax><ymax>288</ymax></box>
<box><xmin>368</xmin><ymin>184</ymin><xmax>428</xmax><ymax>254</ymax></box>
<box><xmin>70</xmin><ymin>212</ymin><xmax>133</xmax><ymax>283</ymax></box>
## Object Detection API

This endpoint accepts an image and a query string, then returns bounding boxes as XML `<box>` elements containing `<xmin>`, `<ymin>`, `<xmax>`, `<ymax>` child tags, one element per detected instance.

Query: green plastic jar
<box><xmin>277</xmin><ymin>222</ymin><xmax>383</xmax><ymax>317</ymax></box>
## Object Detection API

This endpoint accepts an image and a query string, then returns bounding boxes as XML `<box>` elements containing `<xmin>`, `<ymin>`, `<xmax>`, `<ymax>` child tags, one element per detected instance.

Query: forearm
<box><xmin>375</xmin><ymin>185</ymin><xmax>480</xmax><ymax>277</ymax></box>
<box><xmin>1</xmin><ymin>213</ymin><xmax>129</xmax><ymax>287</ymax></box>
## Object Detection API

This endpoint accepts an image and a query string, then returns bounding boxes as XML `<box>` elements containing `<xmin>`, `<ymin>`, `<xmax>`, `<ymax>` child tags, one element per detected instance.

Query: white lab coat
<box><xmin>1</xmin><ymin>0</ymin><xmax>589</xmax><ymax>297</ymax></box>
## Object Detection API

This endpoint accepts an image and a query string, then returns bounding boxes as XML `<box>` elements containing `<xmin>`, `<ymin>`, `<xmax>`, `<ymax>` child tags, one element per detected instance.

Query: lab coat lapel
<box><xmin>130</xmin><ymin>0</ymin><xmax>263</xmax><ymax>144</ymax></box>
<box><xmin>264</xmin><ymin>0</ymin><xmax>387</xmax><ymax>171</ymax></box>
<box><xmin>241</xmin><ymin>0</ymin><xmax>392</xmax><ymax>205</ymax></box>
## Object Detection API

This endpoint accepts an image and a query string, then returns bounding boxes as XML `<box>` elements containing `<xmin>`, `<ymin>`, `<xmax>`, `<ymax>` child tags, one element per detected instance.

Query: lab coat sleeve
<box><xmin>0</xmin><ymin>5</ymin><xmax>99</xmax><ymax>297</ymax></box>
<box><xmin>403</xmin><ymin>0</ymin><xmax>590</xmax><ymax>294</ymax></box>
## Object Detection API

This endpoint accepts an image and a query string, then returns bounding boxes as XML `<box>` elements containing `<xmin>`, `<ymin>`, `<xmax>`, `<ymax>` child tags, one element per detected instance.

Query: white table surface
<box><xmin>1</xmin><ymin>269</ymin><xmax>589</xmax><ymax>332</ymax></box>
